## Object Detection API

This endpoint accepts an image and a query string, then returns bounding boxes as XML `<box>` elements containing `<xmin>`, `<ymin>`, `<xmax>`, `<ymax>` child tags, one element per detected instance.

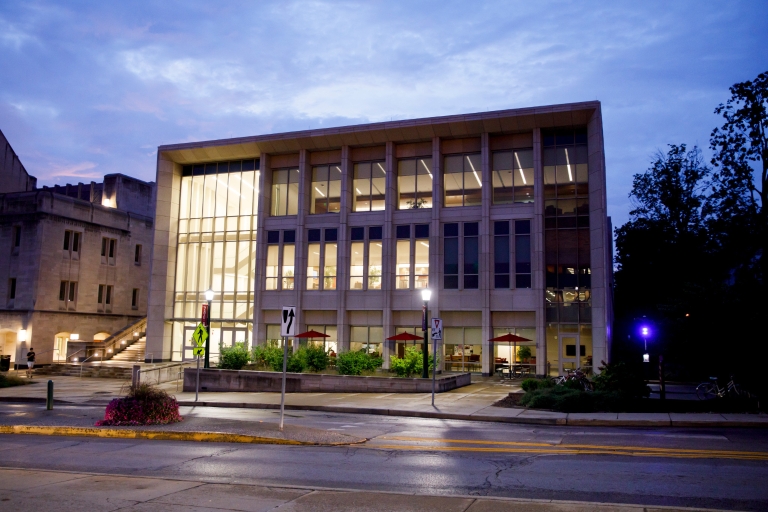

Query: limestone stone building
<box><xmin>147</xmin><ymin>102</ymin><xmax>613</xmax><ymax>376</ymax></box>
<box><xmin>0</xmin><ymin>129</ymin><xmax>156</xmax><ymax>367</ymax></box>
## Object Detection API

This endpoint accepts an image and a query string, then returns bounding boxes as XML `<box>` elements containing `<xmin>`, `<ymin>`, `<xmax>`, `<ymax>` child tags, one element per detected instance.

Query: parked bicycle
<box><xmin>551</xmin><ymin>368</ymin><xmax>594</xmax><ymax>392</ymax></box>
<box><xmin>696</xmin><ymin>376</ymin><xmax>750</xmax><ymax>401</ymax></box>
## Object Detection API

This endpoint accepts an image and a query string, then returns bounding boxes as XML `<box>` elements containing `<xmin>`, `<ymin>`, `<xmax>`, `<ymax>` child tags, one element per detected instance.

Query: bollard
<box><xmin>46</xmin><ymin>380</ymin><xmax>53</xmax><ymax>410</ymax></box>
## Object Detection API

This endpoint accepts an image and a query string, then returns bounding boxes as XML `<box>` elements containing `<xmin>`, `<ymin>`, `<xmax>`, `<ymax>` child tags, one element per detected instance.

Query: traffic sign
<box><xmin>281</xmin><ymin>306</ymin><xmax>297</xmax><ymax>337</ymax></box>
<box><xmin>193</xmin><ymin>345</ymin><xmax>205</xmax><ymax>357</ymax></box>
<box><xmin>431</xmin><ymin>318</ymin><xmax>443</xmax><ymax>340</ymax></box>
<box><xmin>192</xmin><ymin>323</ymin><xmax>208</xmax><ymax>346</ymax></box>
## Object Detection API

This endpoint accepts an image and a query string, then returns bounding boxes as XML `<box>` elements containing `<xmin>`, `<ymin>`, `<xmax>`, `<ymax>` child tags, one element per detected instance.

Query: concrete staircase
<box><xmin>110</xmin><ymin>338</ymin><xmax>146</xmax><ymax>363</ymax></box>
<box><xmin>33</xmin><ymin>363</ymin><xmax>133</xmax><ymax>379</ymax></box>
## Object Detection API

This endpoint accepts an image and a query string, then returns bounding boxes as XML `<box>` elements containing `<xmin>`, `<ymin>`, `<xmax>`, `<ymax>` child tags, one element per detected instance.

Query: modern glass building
<box><xmin>147</xmin><ymin>102</ymin><xmax>612</xmax><ymax>376</ymax></box>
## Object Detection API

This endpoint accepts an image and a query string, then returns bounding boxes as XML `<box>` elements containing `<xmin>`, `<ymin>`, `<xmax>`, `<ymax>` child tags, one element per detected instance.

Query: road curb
<box><xmin>177</xmin><ymin>401</ymin><xmax>767</xmax><ymax>428</ymax></box>
<box><xmin>0</xmin><ymin>425</ymin><xmax>360</xmax><ymax>446</ymax></box>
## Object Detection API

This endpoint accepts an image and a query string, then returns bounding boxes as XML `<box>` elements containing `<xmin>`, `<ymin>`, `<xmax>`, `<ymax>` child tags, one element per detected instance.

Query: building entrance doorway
<box><xmin>220</xmin><ymin>327</ymin><xmax>248</xmax><ymax>348</ymax></box>
<box><xmin>559</xmin><ymin>333</ymin><xmax>580</xmax><ymax>375</ymax></box>
<box><xmin>53</xmin><ymin>335</ymin><xmax>68</xmax><ymax>362</ymax></box>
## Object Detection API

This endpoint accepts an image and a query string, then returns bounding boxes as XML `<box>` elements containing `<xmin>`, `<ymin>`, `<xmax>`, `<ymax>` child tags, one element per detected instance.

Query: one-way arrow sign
<box><xmin>281</xmin><ymin>306</ymin><xmax>297</xmax><ymax>337</ymax></box>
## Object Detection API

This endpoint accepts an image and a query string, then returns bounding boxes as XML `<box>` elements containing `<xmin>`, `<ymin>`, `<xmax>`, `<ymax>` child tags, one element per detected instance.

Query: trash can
<box><xmin>0</xmin><ymin>355</ymin><xmax>10</xmax><ymax>372</ymax></box>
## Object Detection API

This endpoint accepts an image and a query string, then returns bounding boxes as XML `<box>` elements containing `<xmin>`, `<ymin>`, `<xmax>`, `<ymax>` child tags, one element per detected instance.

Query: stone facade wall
<box><xmin>183</xmin><ymin>368</ymin><xmax>471</xmax><ymax>393</ymax></box>
<box><xmin>0</xmin><ymin>129</ymin><xmax>36</xmax><ymax>194</ymax></box>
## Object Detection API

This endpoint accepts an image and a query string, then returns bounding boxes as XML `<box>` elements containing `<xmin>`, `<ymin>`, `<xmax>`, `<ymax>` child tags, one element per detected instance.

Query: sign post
<box><xmin>192</xmin><ymin>323</ymin><xmax>207</xmax><ymax>402</ymax></box>
<box><xmin>430</xmin><ymin>318</ymin><xmax>443</xmax><ymax>406</ymax></box>
<box><xmin>279</xmin><ymin>306</ymin><xmax>297</xmax><ymax>431</ymax></box>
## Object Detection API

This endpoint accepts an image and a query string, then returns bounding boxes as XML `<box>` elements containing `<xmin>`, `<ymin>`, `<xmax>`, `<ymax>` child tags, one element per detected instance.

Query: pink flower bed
<box><xmin>96</xmin><ymin>385</ymin><xmax>183</xmax><ymax>426</ymax></box>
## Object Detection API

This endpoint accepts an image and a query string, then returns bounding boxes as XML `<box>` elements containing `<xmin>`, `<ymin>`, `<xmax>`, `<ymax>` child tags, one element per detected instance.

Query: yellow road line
<box><xmin>365</xmin><ymin>443</ymin><xmax>768</xmax><ymax>461</ymax></box>
<box><xmin>379</xmin><ymin>435</ymin><xmax>768</xmax><ymax>457</ymax></box>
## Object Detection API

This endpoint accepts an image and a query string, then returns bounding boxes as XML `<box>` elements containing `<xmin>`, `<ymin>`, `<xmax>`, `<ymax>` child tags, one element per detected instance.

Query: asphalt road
<box><xmin>1</xmin><ymin>404</ymin><xmax>767</xmax><ymax>511</ymax></box>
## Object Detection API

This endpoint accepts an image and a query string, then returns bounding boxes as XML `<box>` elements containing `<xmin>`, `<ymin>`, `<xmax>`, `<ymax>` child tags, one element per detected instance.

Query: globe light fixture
<box><xmin>205</xmin><ymin>289</ymin><xmax>215</xmax><ymax>301</ymax></box>
<box><xmin>421</xmin><ymin>289</ymin><xmax>432</xmax><ymax>302</ymax></box>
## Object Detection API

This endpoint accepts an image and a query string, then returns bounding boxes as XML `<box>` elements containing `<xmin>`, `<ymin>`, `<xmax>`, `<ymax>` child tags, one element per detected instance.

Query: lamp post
<box><xmin>421</xmin><ymin>289</ymin><xmax>431</xmax><ymax>379</ymax></box>
<box><xmin>204</xmin><ymin>289</ymin><xmax>214</xmax><ymax>369</ymax></box>
<box><xmin>641</xmin><ymin>326</ymin><xmax>649</xmax><ymax>363</ymax></box>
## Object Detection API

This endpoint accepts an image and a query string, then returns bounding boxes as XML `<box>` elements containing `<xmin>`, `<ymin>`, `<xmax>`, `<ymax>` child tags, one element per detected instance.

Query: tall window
<box><xmin>515</xmin><ymin>220</ymin><xmax>532</xmax><ymax>288</ymax></box>
<box><xmin>349</xmin><ymin>226</ymin><xmax>382</xmax><ymax>290</ymax></box>
<box><xmin>444</xmin><ymin>222</ymin><xmax>478</xmax><ymax>289</ymax></box>
<box><xmin>494</xmin><ymin>220</ymin><xmax>532</xmax><ymax>289</ymax></box>
<box><xmin>101</xmin><ymin>237</ymin><xmax>116</xmax><ymax>266</ymax></box>
<box><xmin>271</xmin><ymin>168</ymin><xmax>299</xmax><ymax>216</ymax></box>
<box><xmin>311</xmin><ymin>164</ymin><xmax>341</xmax><ymax>214</ymax></box>
<box><xmin>397</xmin><ymin>157</ymin><xmax>433</xmax><ymax>209</ymax></box>
<box><xmin>97</xmin><ymin>284</ymin><xmax>113</xmax><ymax>311</ymax></box>
<box><xmin>132</xmin><ymin>288</ymin><xmax>140</xmax><ymax>309</ymax></box>
<box><xmin>492</xmin><ymin>149</ymin><xmax>534</xmax><ymax>204</ymax></box>
<box><xmin>63</xmin><ymin>230</ymin><xmax>80</xmax><ymax>259</ymax></box>
<box><xmin>464</xmin><ymin>222</ymin><xmax>479</xmax><ymax>289</ymax></box>
<box><xmin>265</xmin><ymin>231</ymin><xmax>280</xmax><ymax>290</ymax></box>
<box><xmin>444</xmin><ymin>223</ymin><xmax>459</xmax><ymax>289</ymax></box>
<box><xmin>395</xmin><ymin>224</ymin><xmax>430</xmax><ymax>290</ymax></box>
<box><xmin>306</xmin><ymin>228</ymin><xmax>338</xmax><ymax>290</ymax></box>
<box><xmin>59</xmin><ymin>281</ymin><xmax>77</xmax><ymax>305</ymax></box>
<box><xmin>8</xmin><ymin>278</ymin><xmax>16</xmax><ymax>300</ymax></box>
<box><xmin>494</xmin><ymin>221</ymin><xmax>510</xmax><ymax>288</ymax></box>
<box><xmin>12</xmin><ymin>226</ymin><xmax>21</xmax><ymax>250</ymax></box>
<box><xmin>134</xmin><ymin>244</ymin><xmax>142</xmax><ymax>265</ymax></box>
<box><xmin>444</xmin><ymin>154</ymin><xmax>482</xmax><ymax>207</ymax></box>
<box><xmin>282</xmin><ymin>230</ymin><xmax>295</xmax><ymax>290</ymax></box>
<box><xmin>353</xmin><ymin>161</ymin><xmax>386</xmax><ymax>212</ymax></box>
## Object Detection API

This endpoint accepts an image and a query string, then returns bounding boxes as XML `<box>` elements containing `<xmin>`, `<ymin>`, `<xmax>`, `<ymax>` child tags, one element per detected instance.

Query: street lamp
<box><xmin>421</xmin><ymin>289</ymin><xmax>431</xmax><ymax>379</ymax></box>
<box><xmin>641</xmin><ymin>326</ymin><xmax>650</xmax><ymax>363</ymax></box>
<box><xmin>204</xmin><ymin>289</ymin><xmax>214</xmax><ymax>368</ymax></box>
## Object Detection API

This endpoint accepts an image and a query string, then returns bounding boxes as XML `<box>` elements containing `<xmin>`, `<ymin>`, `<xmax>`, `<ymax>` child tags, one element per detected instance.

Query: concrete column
<box><xmin>253</xmin><ymin>154</ymin><xmax>270</xmax><ymax>347</ymax></box>
<box><xmin>431</xmin><ymin>136</ymin><xmax>442</xmax><ymax>367</ymax></box>
<box><xmin>336</xmin><ymin>146</ymin><xmax>351</xmax><ymax>353</ymax></box>
<box><xmin>587</xmin><ymin>108</ymin><xmax>609</xmax><ymax>370</ymax></box>
<box><xmin>533</xmin><ymin>128</ymin><xmax>547</xmax><ymax>376</ymax></box>
<box><xmin>294</xmin><ymin>149</ymin><xmax>309</xmax><ymax>351</ymax></box>
<box><xmin>480</xmin><ymin>132</ymin><xmax>492</xmax><ymax>376</ymax></box>
<box><xmin>146</xmin><ymin>153</ymin><xmax>181</xmax><ymax>362</ymax></box>
<box><xmin>382</xmin><ymin>141</ymin><xmax>395</xmax><ymax>368</ymax></box>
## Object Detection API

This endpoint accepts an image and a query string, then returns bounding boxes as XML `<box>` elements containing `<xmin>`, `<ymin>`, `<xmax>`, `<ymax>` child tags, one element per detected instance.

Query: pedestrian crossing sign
<box><xmin>192</xmin><ymin>323</ymin><xmax>207</xmax><ymax>357</ymax></box>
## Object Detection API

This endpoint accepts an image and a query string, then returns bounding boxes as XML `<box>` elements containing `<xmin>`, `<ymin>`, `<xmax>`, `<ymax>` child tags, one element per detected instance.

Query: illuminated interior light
<box><xmin>420</xmin><ymin>242</ymin><xmax>429</xmax><ymax>247</ymax></box>
<box><xmin>565</xmin><ymin>148</ymin><xmax>573</xmax><ymax>182</ymax></box>
<box><xmin>420</xmin><ymin>159</ymin><xmax>433</xmax><ymax>179</ymax></box>
<box><xmin>466</xmin><ymin>156</ymin><xmax>482</xmax><ymax>187</ymax></box>
<box><xmin>356</xmin><ymin>188</ymin><xmax>362</xmax><ymax>194</ymax></box>
<box><xmin>515</xmin><ymin>153</ymin><xmax>527</xmax><ymax>184</ymax></box>
<box><xmin>314</xmin><ymin>187</ymin><xmax>325</xmax><ymax>197</ymax></box>
<box><xmin>335</xmin><ymin>166</ymin><xmax>341</xmax><ymax>173</ymax></box>
<box><xmin>377</xmin><ymin>162</ymin><xmax>386</xmax><ymax>174</ymax></box>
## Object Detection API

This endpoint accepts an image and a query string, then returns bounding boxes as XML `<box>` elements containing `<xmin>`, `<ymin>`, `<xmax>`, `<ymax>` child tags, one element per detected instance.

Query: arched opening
<box><xmin>53</xmin><ymin>332</ymin><xmax>71</xmax><ymax>362</ymax></box>
<box><xmin>93</xmin><ymin>332</ymin><xmax>111</xmax><ymax>342</ymax></box>
<box><xmin>0</xmin><ymin>329</ymin><xmax>19</xmax><ymax>365</ymax></box>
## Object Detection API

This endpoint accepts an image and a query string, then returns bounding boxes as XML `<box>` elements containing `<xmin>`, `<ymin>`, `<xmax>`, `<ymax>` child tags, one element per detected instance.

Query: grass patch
<box><xmin>0</xmin><ymin>374</ymin><xmax>32</xmax><ymax>388</ymax></box>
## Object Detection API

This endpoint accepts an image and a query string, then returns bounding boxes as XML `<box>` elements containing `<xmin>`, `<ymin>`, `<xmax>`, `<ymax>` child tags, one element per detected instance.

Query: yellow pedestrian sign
<box><xmin>192</xmin><ymin>323</ymin><xmax>207</xmax><ymax>357</ymax></box>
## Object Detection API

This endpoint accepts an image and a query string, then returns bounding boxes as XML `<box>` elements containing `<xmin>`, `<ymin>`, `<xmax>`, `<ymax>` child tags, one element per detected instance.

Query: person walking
<box><xmin>26</xmin><ymin>347</ymin><xmax>35</xmax><ymax>378</ymax></box>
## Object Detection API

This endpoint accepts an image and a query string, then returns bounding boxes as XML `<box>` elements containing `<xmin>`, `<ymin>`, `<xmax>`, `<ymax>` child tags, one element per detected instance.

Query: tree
<box><xmin>709</xmin><ymin>71</ymin><xmax>767</xmax><ymax>293</ymax></box>
<box><xmin>613</xmin><ymin>145</ymin><xmax>713</xmax><ymax>374</ymax></box>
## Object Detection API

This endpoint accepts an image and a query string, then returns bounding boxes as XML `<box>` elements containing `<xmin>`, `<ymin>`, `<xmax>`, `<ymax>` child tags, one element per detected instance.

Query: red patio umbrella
<box><xmin>294</xmin><ymin>330</ymin><xmax>330</xmax><ymax>339</ymax></box>
<box><xmin>386</xmin><ymin>332</ymin><xmax>424</xmax><ymax>341</ymax></box>
<box><xmin>489</xmin><ymin>333</ymin><xmax>532</xmax><ymax>367</ymax></box>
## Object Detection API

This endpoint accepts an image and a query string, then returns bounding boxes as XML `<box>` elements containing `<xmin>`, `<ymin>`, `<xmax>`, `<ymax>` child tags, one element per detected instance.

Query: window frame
<box><xmin>491</xmin><ymin>149</ymin><xmax>535</xmax><ymax>204</ymax></box>
<box><xmin>310</xmin><ymin>164</ymin><xmax>342</xmax><ymax>214</ymax></box>
<box><xmin>353</xmin><ymin>160</ymin><xmax>387</xmax><ymax>212</ymax></box>
<box><xmin>349</xmin><ymin>226</ymin><xmax>383</xmax><ymax>291</ymax></box>
<box><xmin>270</xmin><ymin>167</ymin><xmax>300</xmax><ymax>217</ymax></box>
<box><xmin>443</xmin><ymin>153</ymin><xmax>482</xmax><ymax>208</ymax></box>
<box><xmin>134</xmin><ymin>244</ymin><xmax>142</xmax><ymax>265</ymax></box>
<box><xmin>397</xmin><ymin>157</ymin><xmax>433</xmax><ymax>210</ymax></box>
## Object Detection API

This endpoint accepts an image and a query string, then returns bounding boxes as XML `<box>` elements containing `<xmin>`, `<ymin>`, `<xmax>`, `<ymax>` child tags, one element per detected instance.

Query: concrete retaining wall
<box><xmin>183</xmin><ymin>368</ymin><xmax>471</xmax><ymax>393</ymax></box>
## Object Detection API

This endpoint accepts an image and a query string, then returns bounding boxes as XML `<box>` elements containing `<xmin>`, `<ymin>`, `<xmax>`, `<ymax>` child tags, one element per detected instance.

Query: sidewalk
<box><xmin>0</xmin><ymin>467</ymin><xmax>731</xmax><ymax>512</ymax></box>
<box><xmin>1</xmin><ymin>375</ymin><xmax>766</xmax><ymax>428</ymax></box>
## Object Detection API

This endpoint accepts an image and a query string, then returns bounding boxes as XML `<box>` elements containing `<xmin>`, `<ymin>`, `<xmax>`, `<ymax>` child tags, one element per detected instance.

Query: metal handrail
<box><xmin>79</xmin><ymin>353</ymin><xmax>102</xmax><ymax>378</ymax></box>
<box><xmin>67</xmin><ymin>349</ymin><xmax>85</xmax><ymax>363</ymax></box>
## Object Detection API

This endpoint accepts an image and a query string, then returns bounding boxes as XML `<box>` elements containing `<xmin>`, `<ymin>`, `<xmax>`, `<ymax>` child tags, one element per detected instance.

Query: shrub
<box><xmin>96</xmin><ymin>384</ymin><xmax>182</xmax><ymax>426</ymax></box>
<box><xmin>517</xmin><ymin>346</ymin><xmax>532</xmax><ymax>361</ymax></box>
<box><xmin>593</xmin><ymin>360</ymin><xmax>650</xmax><ymax>398</ymax></box>
<box><xmin>521</xmin><ymin>378</ymin><xmax>552</xmax><ymax>392</ymax></box>
<box><xmin>0</xmin><ymin>374</ymin><xmax>31</xmax><ymax>388</ymax></box>
<box><xmin>303</xmin><ymin>344</ymin><xmax>329</xmax><ymax>372</ymax></box>
<box><xmin>218</xmin><ymin>341</ymin><xmax>250</xmax><ymax>370</ymax></box>
<box><xmin>261</xmin><ymin>345</ymin><xmax>287</xmax><ymax>371</ymax></box>
<box><xmin>337</xmin><ymin>350</ymin><xmax>383</xmax><ymax>376</ymax></box>
<box><xmin>389</xmin><ymin>347</ymin><xmax>438</xmax><ymax>378</ymax></box>
<box><xmin>287</xmin><ymin>348</ymin><xmax>308</xmax><ymax>373</ymax></box>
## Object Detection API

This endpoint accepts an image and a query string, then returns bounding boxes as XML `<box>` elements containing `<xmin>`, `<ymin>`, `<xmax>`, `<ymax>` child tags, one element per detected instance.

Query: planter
<box><xmin>183</xmin><ymin>368</ymin><xmax>471</xmax><ymax>393</ymax></box>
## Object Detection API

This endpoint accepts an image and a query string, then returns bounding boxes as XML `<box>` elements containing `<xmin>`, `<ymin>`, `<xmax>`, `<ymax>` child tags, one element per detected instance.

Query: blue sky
<box><xmin>1</xmin><ymin>1</ymin><xmax>766</xmax><ymax>228</ymax></box>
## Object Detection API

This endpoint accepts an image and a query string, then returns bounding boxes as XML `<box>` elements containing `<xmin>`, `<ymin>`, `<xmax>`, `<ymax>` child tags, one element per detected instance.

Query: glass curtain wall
<box><xmin>172</xmin><ymin>160</ymin><xmax>258</xmax><ymax>361</ymax></box>
<box><xmin>543</xmin><ymin>129</ymin><xmax>592</xmax><ymax>375</ymax></box>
